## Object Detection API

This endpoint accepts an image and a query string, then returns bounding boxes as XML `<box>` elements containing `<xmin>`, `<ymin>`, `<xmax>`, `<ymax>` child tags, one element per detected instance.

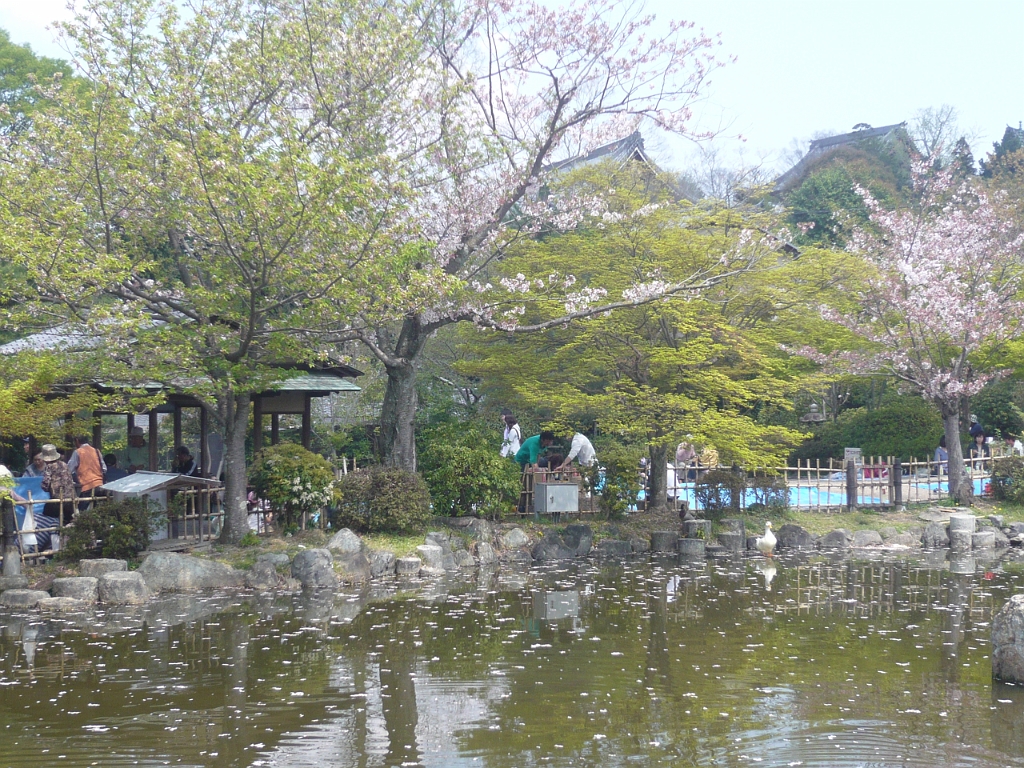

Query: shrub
<box><xmin>594</xmin><ymin>441</ymin><xmax>644</xmax><ymax>520</ymax></box>
<box><xmin>249</xmin><ymin>443</ymin><xmax>335</xmax><ymax>529</ymax></box>
<box><xmin>62</xmin><ymin>497</ymin><xmax>161</xmax><ymax>561</ymax></box>
<box><xmin>417</xmin><ymin>422</ymin><xmax>520</xmax><ymax>519</ymax></box>
<box><xmin>694</xmin><ymin>469</ymin><xmax>746</xmax><ymax>520</ymax></box>
<box><xmin>991</xmin><ymin>456</ymin><xmax>1024</xmax><ymax>504</ymax></box>
<box><xmin>333</xmin><ymin>466</ymin><xmax>432</xmax><ymax>533</ymax></box>
<box><xmin>748</xmin><ymin>473</ymin><xmax>789</xmax><ymax>514</ymax></box>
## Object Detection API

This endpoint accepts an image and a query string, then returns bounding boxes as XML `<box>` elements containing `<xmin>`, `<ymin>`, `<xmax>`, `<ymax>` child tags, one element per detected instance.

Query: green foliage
<box><xmin>970</xmin><ymin>378</ymin><xmax>1024</xmax><ymax>438</ymax></box>
<box><xmin>333</xmin><ymin>466</ymin><xmax>432</xmax><ymax>533</ymax></box>
<box><xmin>594</xmin><ymin>440</ymin><xmax>643</xmax><ymax>520</ymax></box>
<box><xmin>417</xmin><ymin>421</ymin><xmax>520</xmax><ymax>519</ymax></box>
<box><xmin>0</xmin><ymin>28</ymin><xmax>74</xmax><ymax>136</ymax></box>
<box><xmin>694</xmin><ymin>468</ymin><xmax>746</xmax><ymax>521</ymax></box>
<box><xmin>249</xmin><ymin>443</ymin><xmax>335</xmax><ymax>529</ymax></box>
<box><xmin>791</xmin><ymin>395</ymin><xmax>943</xmax><ymax>462</ymax></box>
<box><xmin>747</xmin><ymin>473</ymin><xmax>789</xmax><ymax>514</ymax></box>
<box><xmin>62</xmin><ymin>498</ymin><xmax>160</xmax><ymax>561</ymax></box>
<box><xmin>239</xmin><ymin>530</ymin><xmax>260</xmax><ymax>547</ymax></box>
<box><xmin>991</xmin><ymin>456</ymin><xmax>1024</xmax><ymax>504</ymax></box>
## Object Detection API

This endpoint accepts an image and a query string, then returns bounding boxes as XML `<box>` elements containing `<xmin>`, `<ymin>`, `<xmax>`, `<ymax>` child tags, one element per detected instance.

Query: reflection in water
<box><xmin>3</xmin><ymin>552</ymin><xmax>1024</xmax><ymax>766</ymax></box>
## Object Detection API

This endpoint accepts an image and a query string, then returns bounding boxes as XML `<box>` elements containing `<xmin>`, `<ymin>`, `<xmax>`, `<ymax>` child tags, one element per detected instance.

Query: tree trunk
<box><xmin>647</xmin><ymin>443</ymin><xmax>669</xmax><ymax>514</ymax></box>
<box><xmin>219</xmin><ymin>391</ymin><xmax>252</xmax><ymax>545</ymax></box>
<box><xmin>379</xmin><ymin>315</ymin><xmax>429</xmax><ymax>472</ymax></box>
<box><xmin>2</xmin><ymin>497</ymin><xmax>21</xmax><ymax>578</ymax></box>
<box><xmin>943</xmin><ymin>404</ymin><xmax>973</xmax><ymax>506</ymax></box>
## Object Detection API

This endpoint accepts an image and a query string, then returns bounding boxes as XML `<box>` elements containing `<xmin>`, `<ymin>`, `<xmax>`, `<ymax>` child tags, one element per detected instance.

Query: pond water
<box><xmin>3</xmin><ymin>549</ymin><xmax>1024</xmax><ymax>767</ymax></box>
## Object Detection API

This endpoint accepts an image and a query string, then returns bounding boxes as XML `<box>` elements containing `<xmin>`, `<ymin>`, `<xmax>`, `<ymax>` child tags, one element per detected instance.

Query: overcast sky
<box><xmin>3</xmin><ymin>0</ymin><xmax>1021</xmax><ymax>173</ymax></box>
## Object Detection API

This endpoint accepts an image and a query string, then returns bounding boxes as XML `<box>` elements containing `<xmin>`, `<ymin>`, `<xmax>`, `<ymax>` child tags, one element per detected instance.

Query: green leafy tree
<box><xmin>0</xmin><ymin>28</ymin><xmax>72</xmax><ymax>136</ymax></box>
<box><xmin>250</xmin><ymin>443</ymin><xmax>335</xmax><ymax>530</ymax></box>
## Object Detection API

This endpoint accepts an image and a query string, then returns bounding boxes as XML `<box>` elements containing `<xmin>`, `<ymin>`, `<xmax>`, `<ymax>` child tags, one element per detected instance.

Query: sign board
<box><xmin>844</xmin><ymin>447</ymin><xmax>863</xmax><ymax>465</ymax></box>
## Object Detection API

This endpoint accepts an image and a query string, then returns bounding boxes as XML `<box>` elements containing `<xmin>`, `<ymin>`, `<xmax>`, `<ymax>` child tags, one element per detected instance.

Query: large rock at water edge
<box><xmin>246</xmin><ymin>560</ymin><xmax>286</xmax><ymax>590</ymax></box>
<box><xmin>327</xmin><ymin>528</ymin><xmax>363</xmax><ymax>554</ymax></box>
<box><xmin>717</xmin><ymin>532</ymin><xmax>744</xmax><ymax>553</ymax></box>
<box><xmin>335</xmin><ymin>551</ymin><xmax>372</xmax><ymax>583</ymax></box>
<box><xmin>453</xmin><ymin>549</ymin><xmax>476</xmax><ymax>568</ymax></box>
<box><xmin>776</xmin><ymin>524</ymin><xmax>816</xmax><ymax>551</ymax></box>
<box><xmin>562</xmin><ymin>524</ymin><xmax>593</xmax><ymax>556</ymax></box>
<box><xmin>416</xmin><ymin>544</ymin><xmax>445</xmax><ymax>570</ymax></box>
<box><xmin>395</xmin><ymin>556</ymin><xmax>423</xmax><ymax>576</ymax></box>
<box><xmin>0</xmin><ymin>575</ymin><xmax>29</xmax><ymax>592</ymax></box>
<box><xmin>993</xmin><ymin>594</ymin><xmax>1024</xmax><ymax>683</ymax></box>
<box><xmin>474</xmin><ymin>542</ymin><xmax>497</xmax><ymax>566</ymax></box>
<box><xmin>79</xmin><ymin>559</ymin><xmax>127</xmax><ymax>578</ymax></box>
<box><xmin>257</xmin><ymin>552</ymin><xmax>291</xmax><ymax>567</ymax></box>
<box><xmin>369</xmin><ymin>550</ymin><xmax>396</xmax><ymax>578</ymax></box>
<box><xmin>138</xmin><ymin>553</ymin><xmax>244</xmax><ymax>592</ymax></box>
<box><xmin>98</xmin><ymin>572</ymin><xmax>148</xmax><ymax>605</ymax></box>
<box><xmin>532</xmin><ymin>531</ymin><xmax>576</xmax><ymax>561</ymax></box>
<box><xmin>37</xmin><ymin>596</ymin><xmax>89</xmax><ymax>612</ymax></box>
<box><xmin>51</xmin><ymin>577</ymin><xmax>98</xmax><ymax>603</ymax></box>
<box><xmin>0</xmin><ymin>589</ymin><xmax>50</xmax><ymax>608</ymax></box>
<box><xmin>500</xmin><ymin>528</ymin><xmax>531</xmax><ymax>550</ymax></box>
<box><xmin>817</xmin><ymin>529</ymin><xmax>851</xmax><ymax>550</ymax></box>
<box><xmin>973</xmin><ymin>531</ymin><xmax>996</xmax><ymax>550</ymax></box>
<box><xmin>921</xmin><ymin>523</ymin><xmax>949</xmax><ymax>548</ymax></box>
<box><xmin>852</xmin><ymin>530</ymin><xmax>884</xmax><ymax>548</ymax></box>
<box><xmin>597</xmin><ymin>539</ymin><xmax>633</xmax><ymax>557</ymax></box>
<box><xmin>291</xmin><ymin>549</ymin><xmax>339</xmax><ymax>589</ymax></box>
<box><xmin>650</xmin><ymin>531</ymin><xmax>678</xmax><ymax>552</ymax></box>
<box><xmin>424</xmin><ymin>533</ymin><xmax>458</xmax><ymax>570</ymax></box>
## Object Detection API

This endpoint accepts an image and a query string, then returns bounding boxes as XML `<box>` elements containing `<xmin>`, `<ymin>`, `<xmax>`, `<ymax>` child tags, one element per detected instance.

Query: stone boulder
<box><xmin>878</xmin><ymin>526</ymin><xmax>898</xmax><ymax>540</ymax></box>
<box><xmin>852</xmin><ymin>530</ymin><xmax>884</xmax><ymax>548</ymax></box>
<box><xmin>51</xmin><ymin>577</ymin><xmax>98</xmax><ymax>603</ymax></box>
<box><xmin>973</xmin><ymin>531</ymin><xmax>996</xmax><ymax>550</ymax></box>
<box><xmin>817</xmin><ymin>529</ymin><xmax>851</xmax><ymax>550</ymax></box>
<box><xmin>532</xmin><ymin>531</ymin><xmax>576</xmax><ymax>561</ymax></box>
<box><xmin>246</xmin><ymin>560</ymin><xmax>286</xmax><ymax>590</ymax></box>
<box><xmin>0</xmin><ymin>575</ymin><xmax>29</xmax><ymax>592</ymax></box>
<box><xmin>776</xmin><ymin>524</ymin><xmax>816</xmax><ymax>550</ymax></box>
<box><xmin>37</xmin><ymin>597</ymin><xmax>88</xmax><ymax>612</ymax></box>
<box><xmin>416</xmin><ymin>544</ymin><xmax>445</xmax><ymax>570</ymax></box>
<box><xmin>466</xmin><ymin>519</ymin><xmax>495</xmax><ymax>542</ymax></box>
<box><xmin>993</xmin><ymin>528</ymin><xmax>1012</xmax><ymax>549</ymax></box>
<box><xmin>683</xmin><ymin>520</ymin><xmax>712</xmax><ymax>540</ymax></box>
<box><xmin>424</xmin><ymin>532</ymin><xmax>458</xmax><ymax>570</ymax></box>
<box><xmin>721</xmin><ymin>519</ymin><xmax>746</xmax><ymax>538</ymax></box>
<box><xmin>717</xmin><ymin>532</ymin><xmax>744</xmax><ymax>553</ymax></box>
<box><xmin>630</xmin><ymin>537</ymin><xmax>650</xmax><ymax>554</ymax></box>
<box><xmin>395</xmin><ymin>556</ymin><xmax>423</xmax><ymax>576</ymax></box>
<box><xmin>993</xmin><ymin>594</ymin><xmax>1024</xmax><ymax>683</ymax></box>
<box><xmin>474</xmin><ymin>542</ymin><xmax>497</xmax><ymax>566</ymax></box>
<box><xmin>562</xmin><ymin>524</ymin><xmax>593</xmax><ymax>557</ymax></box>
<box><xmin>650</xmin><ymin>531</ymin><xmax>678</xmax><ymax>552</ymax></box>
<box><xmin>500</xmin><ymin>527</ymin><xmax>531</xmax><ymax>550</ymax></box>
<box><xmin>1010</xmin><ymin>522</ymin><xmax>1024</xmax><ymax>536</ymax></box>
<box><xmin>0</xmin><ymin>589</ymin><xmax>50</xmax><ymax>608</ymax></box>
<box><xmin>98</xmin><ymin>572</ymin><xmax>148</xmax><ymax>605</ymax></box>
<box><xmin>453</xmin><ymin>550</ymin><xmax>476</xmax><ymax>568</ymax></box>
<box><xmin>138</xmin><ymin>553</ymin><xmax>244</xmax><ymax>592</ymax></box>
<box><xmin>677</xmin><ymin>538</ymin><xmax>705</xmax><ymax>558</ymax></box>
<box><xmin>335</xmin><ymin>551</ymin><xmax>372</xmax><ymax>583</ymax></box>
<box><xmin>921</xmin><ymin>522</ymin><xmax>950</xmax><ymax>548</ymax></box>
<box><xmin>327</xmin><ymin>528</ymin><xmax>363</xmax><ymax>554</ymax></box>
<box><xmin>79</xmin><ymin>559</ymin><xmax>127</xmax><ymax>578</ymax></box>
<box><xmin>888</xmin><ymin>533</ymin><xmax>921</xmax><ymax>548</ymax></box>
<box><xmin>369</xmin><ymin>550</ymin><xmax>396</xmax><ymax>578</ymax></box>
<box><xmin>291</xmin><ymin>549</ymin><xmax>339</xmax><ymax>589</ymax></box>
<box><xmin>990</xmin><ymin>515</ymin><xmax>1005</xmax><ymax>528</ymax></box>
<box><xmin>597</xmin><ymin>539</ymin><xmax>633</xmax><ymax>557</ymax></box>
<box><xmin>257</xmin><ymin>552</ymin><xmax>292</xmax><ymax>567</ymax></box>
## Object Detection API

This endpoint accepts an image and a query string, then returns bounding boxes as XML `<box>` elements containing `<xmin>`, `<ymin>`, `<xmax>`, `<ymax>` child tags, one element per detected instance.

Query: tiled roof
<box><xmin>546</xmin><ymin>130</ymin><xmax>651</xmax><ymax>173</ymax></box>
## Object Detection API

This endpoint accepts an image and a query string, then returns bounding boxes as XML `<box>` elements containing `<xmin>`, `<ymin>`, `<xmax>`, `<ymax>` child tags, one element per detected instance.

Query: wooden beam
<box><xmin>271</xmin><ymin>413</ymin><xmax>280</xmax><ymax>445</ymax></box>
<box><xmin>199</xmin><ymin>407</ymin><xmax>209</xmax><ymax>477</ymax></box>
<box><xmin>92</xmin><ymin>412</ymin><xmax>102</xmax><ymax>451</ymax></box>
<box><xmin>301</xmin><ymin>395</ymin><xmax>312</xmax><ymax>449</ymax></box>
<box><xmin>173</xmin><ymin>405</ymin><xmax>182</xmax><ymax>452</ymax></box>
<box><xmin>253</xmin><ymin>395</ymin><xmax>263</xmax><ymax>452</ymax></box>
<box><xmin>148</xmin><ymin>410</ymin><xmax>158</xmax><ymax>471</ymax></box>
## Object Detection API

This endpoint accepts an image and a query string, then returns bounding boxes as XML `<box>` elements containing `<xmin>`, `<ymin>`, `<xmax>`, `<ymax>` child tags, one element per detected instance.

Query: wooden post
<box><xmin>92</xmin><ymin>411</ymin><xmax>103</xmax><ymax>451</ymax></box>
<box><xmin>271</xmin><ymin>414</ymin><xmax>280</xmax><ymax>445</ymax></box>
<box><xmin>846</xmin><ymin>459</ymin><xmax>857</xmax><ymax>512</ymax></box>
<box><xmin>893</xmin><ymin>458</ymin><xmax>903</xmax><ymax>508</ymax></box>
<box><xmin>148</xmin><ymin>410</ymin><xmax>159</xmax><ymax>471</ymax></box>
<box><xmin>173</xmin><ymin>404</ymin><xmax>182</xmax><ymax>452</ymax></box>
<box><xmin>301</xmin><ymin>394</ymin><xmax>312</xmax><ymax>449</ymax></box>
<box><xmin>199</xmin><ymin>407</ymin><xmax>209</xmax><ymax>477</ymax></box>
<box><xmin>252</xmin><ymin>396</ymin><xmax>263</xmax><ymax>452</ymax></box>
<box><xmin>1</xmin><ymin>497</ymin><xmax>21</xmax><ymax>578</ymax></box>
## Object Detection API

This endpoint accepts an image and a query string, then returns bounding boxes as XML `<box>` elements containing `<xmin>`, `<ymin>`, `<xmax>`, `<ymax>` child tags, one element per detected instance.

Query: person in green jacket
<box><xmin>516</xmin><ymin>431</ymin><xmax>555</xmax><ymax>468</ymax></box>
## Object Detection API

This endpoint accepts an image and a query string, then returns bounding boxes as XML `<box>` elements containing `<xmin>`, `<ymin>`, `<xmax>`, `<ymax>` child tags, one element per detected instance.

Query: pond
<box><xmin>3</xmin><ymin>549</ymin><xmax>1024</xmax><ymax>767</ymax></box>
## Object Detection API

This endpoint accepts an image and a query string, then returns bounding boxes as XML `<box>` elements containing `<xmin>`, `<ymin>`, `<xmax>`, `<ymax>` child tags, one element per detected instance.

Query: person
<box><xmin>675</xmin><ymin>439</ymin><xmax>697</xmax><ymax>481</ymax></box>
<box><xmin>103</xmin><ymin>454</ymin><xmax>129</xmax><ymax>483</ymax></box>
<box><xmin>22</xmin><ymin>452</ymin><xmax>45</xmax><ymax>478</ymax></box>
<box><xmin>558</xmin><ymin>432</ymin><xmax>597</xmax><ymax>470</ymax></box>
<box><xmin>697</xmin><ymin>444</ymin><xmax>719</xmax><ymax>478</ymax></box>
<box><xmin>123</xmin><ymin>426</ymin><xmax>149</xmax><ymax>472</ymax></box>
<box><xmin>933</xmin><ymin>435</ymin><xmax>948</xmax><ymax>475</ymax></box>
<box><xmin>500</xmin><ymin>411</ymin><xmax>522</xmax><ymax>459</ymax></box>
<box><xmin>39</xmin><ymin>444</ymin><xmax>76</xmax><ymax>526</ymax></box>
<box><xmin>172</xmin><ymin>445</ymin><xmax>200</xmax><ymax>477</ymax></box>
<box><xmin>969</xmin><ymin>414</ymin><xmax>984</xmax><ymax>440</ymax></box>
<box><xmin>969</xmin><ymin>431</ymin><xmax>990</xmax><ymax>471</ymax></box>
<box><xmin>515</xmin><ymin>431</ymin><xmax>555</xmax><ymax>514</ymax></box>
<box><xmin>67</xmin><ymin>435</ymin><xmax>106</xmax><ymax>510</ymax></box>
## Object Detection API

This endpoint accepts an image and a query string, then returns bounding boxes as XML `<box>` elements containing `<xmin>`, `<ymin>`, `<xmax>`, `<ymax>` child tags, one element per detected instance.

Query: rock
<box><xmin>921</xmin><ymin>522</ymin><xmax>950</xmax><ymax>548</ymax></box>
<box><xmin>630</xmin><ymin>538</ymin><xmax>650</xmax><ymax>554</ymax></box>
<box><xmin>746</xmin><ymin>536</ymin><xmax>759</xmax><ymax>551</ymax></box>
<box><xmin>395</xmin><ymin>556</ymin><xmax>423</xmax><ymax>576</ymax></box>
<box><xmin>562</xmin><ymin>524</ymin><xmax>594</xmax><ymax>556</ymax></box>
<box><xmin>138</xmin><ymin>553</ymin><xmax>245</xmax><ymax>592</ymax></box>
<box><xmin>717</xmin><ymin>532</ymin><xmax>744</xmax><ymax>552</ymax></box>
<box><xmin>720</xmin><ymin>519</ymin><xmax>746</xmax><ymax>538</ymax></box>
<box><xmin>503</xmin><ymin>549</ymin><xmax>533</xmax><ymax>566</ymax></box>
<box><xmin>453</xmin><ymin>550</ymin><xmax>476</xmax><ymax>568</ymax></box>
<box><xmin>990</xmin><ymin>515</ymin><xmax>1005</xmax><ymax>528</ymax></box>
<box><xmin>466</xmin><ymin>519</ymin><xmax>495</xmax><ymax>542</ymax></box>
<box><xmin>1011</xmin><ymin>534</ymin><xmax>1024</xmax><ymax>548</ymax></box>
<box><xmin>888</xmin><ymin>533</ymin><xmax>920</xmax><ymax>548</ymax></box>
<box><xmin>776</xmin><ymin>524</ymin><xmax>816</xmax><ymax>551</ymax></box>
<box><xmin>474</xmin><ymin>542</ymin><xmax>497</xmax><ymax>566</ymax></box>
<box><xmin>705</xmin><ymin>544</ymin><xmax>730</xmax><ymax>558</ymax></box>
<box><xmin>246</xmin><ymin>560</ymin><xmax>285</xmax><ymax>590</ymax></box>
<box><xmin>37</xmin><ymin>597</ymin><xmax>88</xmax><ymax>612</ymax></box>
<box><xmin>424</xmin><ymin>532</ymin><xmax>459</xmax><ymax>570</ymax></box>
<box><xmin>335</xmin><ymin>551</ymin><xmax>372</xmax><ymax>583</ymax></box>
<box><xmin>447</xmin><ymin>516</ymin><xmax>476</xmax><ymax>529</ymax></box>
<box><xmin>97</xmin><ymin>572</ymin><xmax>148</xmax><ymax>605</ymax></box>
<box><xmin>677</xmin><ymin>538</ymin><xmax>705</xmax><ymax>558</ymax></box>
<box><xmin>852</xmin><ymin>530</ymin><xmax>884</xmax><ymax>548</ymax></box>
<box><xmin>1010</xmin><ymin>522</ymin><xmax>1024</xmax><ymax>536</ymax></box>
<box><xmin>425</xmin><ymin>531</ymin><xmax>452</xmax><ymax>549</ymax></box>
<box><xmin>79</xmin><ymin>559</ymin><xmax>127</xmax><ymax>577</ymax></box>
<box><xmin>650</xmin><ymin>530</ymin><xmax>679</xmax><ymax>552</ymax></box>
<box><xmin>290</xmin><ymin>549</ymin><xmax>339</xmax><ymax>589</ymax></box>
<box><xmin>0</xmin><ymin>589</ymin><xmax>50</xmax><ymax>608</ymax></box>
<box><xmin>448</xmin><ymin>535</ymin><xmax>467</xmax><ymax>551</ymax></box>
<box><xmin>499</xmin><ymin>528</ymin><xmax>532</xmax><ymax>552</ymax></box>
<box><xmin>949</xmin><ymin>514</ymin><xmax>977</xmax><ymax>534</ymax></box>
<box><xmin>597</xmin><ymin>539</ymin><xmax>633</xmax><ymax>556</ymax></box>
<box><xmin>327</xmin><ymin>528</ymin><xmax>363</xmax><ymax>554</ymax></box>
<box><xmin>817</xmin><ymin>529</ymin><xmax>851</xmax><ymax>550</ymax></box>
<box><xmin>919</xmin><ymin>507</ymin><xmax>951</xmax><ymax>523</ymax></box>
<box><xmin>879</xmin><ymin>526</ymin><xmax>898</xmax><ymax>540</ymax></box>
<box><xmin>532</xmin><ymin>532</ymin><xmax>576</xmax><ymax>561</ymax></box>
<box><xmin>973</xmin><ymin>531</ymin><xmax>996</xmax><ymax>550</ymax></box>
<box><xmin>683</xmin><ymin>520</ymin><xmax>712</xmax><ymax>540</ymax></box>
<box><xmin>51</xmin><ymin>577</ymin><xmax>98</xmax><ymax>603</ymax></box>
<box><xmin>992</xmin><ymin>529</ymin><xmax>1012</xmax><ymax>549</ymax></box>
<box><xmin>369</xmin><ymin>550</ymin><xmax>396</xmax><ymax>578</ymax></box>
<box><xmin>949</xmin><ymin>530</ymin><xmax>973</xmax><ymax>552</ymax></box>
<box><xmin>257</xmin><ymin>552</ymin><xmax>291</xmax><ymax>567</ymax></box>
<box><xmin>0</xmin><ymin>575</ymin><xmax>29</xmax><ymax>591</ymax></box>
<box><xmin>416</xmin><ymin>544</ymin><xmax>445</xmax><ymax>570</ymax></box>
<box><xmin>993</xmin><ymin>594</ymin><xmax>1024</xmax><ymax>683</ymax></box>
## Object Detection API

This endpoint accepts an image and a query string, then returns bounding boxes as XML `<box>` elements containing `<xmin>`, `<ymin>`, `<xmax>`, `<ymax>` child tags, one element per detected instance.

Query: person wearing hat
<box><xmin>123</xmin><ymin>425</ymin><xmax>149</xmax><ymax>473</ymax></box>
<box><xmin>969</xmin><ymin>414</ymin><xmax>984</xmax><ymax>440</ymax></box>
<box><xmin>39</xmin><ymin>444</ymin><xmax>76</xmax><ymax>526</ymax></box>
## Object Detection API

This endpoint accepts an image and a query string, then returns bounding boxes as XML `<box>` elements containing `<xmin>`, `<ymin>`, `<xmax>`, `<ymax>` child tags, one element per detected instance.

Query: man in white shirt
<box><xmin>558</xmin><ymin>432</ymin><xmax>597</xmax><ymax>469</ymax></box>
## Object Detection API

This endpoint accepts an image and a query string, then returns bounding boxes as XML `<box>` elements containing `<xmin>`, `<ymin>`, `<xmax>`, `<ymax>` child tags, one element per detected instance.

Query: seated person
<box><xmin>104</xmin><ymin>454</ymin><xmax>129</xmax><ymax>483</ymax></box>
<box><xmin>968</xmin><ymin>432</ymin><xmax>990</xmax><ymax>471</ymax></box>
<box><xmin>933</xmin><ymin>435</ymin><xmax>948</xmax><ymax>475</ymax></box>
<box><xmin>172</xmin><ymin>445</ymin><xmax>200</xmax><ymax>477</ymax></box>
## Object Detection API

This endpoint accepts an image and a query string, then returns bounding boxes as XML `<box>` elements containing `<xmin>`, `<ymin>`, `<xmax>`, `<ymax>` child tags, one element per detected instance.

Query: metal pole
<box><xmin>846</xmin><ymin>459</ymin><xmax>857</xmax><ymax>512</ymax></box>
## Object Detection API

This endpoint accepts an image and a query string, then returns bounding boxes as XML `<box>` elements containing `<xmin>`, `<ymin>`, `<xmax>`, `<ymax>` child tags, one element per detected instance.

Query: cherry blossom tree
<box><xmin>337</xmin><ymin>0</ymin><xmax>731</xmax><ymax>470</ymax></box>
<box><xmin>803</xmin><ymin>162</ymin><xmax>1024</xmax><ymax>504</ymax></box>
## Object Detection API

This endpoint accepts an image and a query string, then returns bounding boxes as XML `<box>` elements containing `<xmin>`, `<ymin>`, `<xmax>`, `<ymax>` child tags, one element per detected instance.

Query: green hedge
<box><xmin>333</xmin><ymin>467</ymin><xmax>432</xmax><ymax>533</ymax></box>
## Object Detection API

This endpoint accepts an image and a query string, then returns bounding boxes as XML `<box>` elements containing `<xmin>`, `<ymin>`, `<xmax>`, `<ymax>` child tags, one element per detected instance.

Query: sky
<box><xmin>2</xmin><ymin>0</ymin><xmax>1022</xmax><ymax>174</ymax></box>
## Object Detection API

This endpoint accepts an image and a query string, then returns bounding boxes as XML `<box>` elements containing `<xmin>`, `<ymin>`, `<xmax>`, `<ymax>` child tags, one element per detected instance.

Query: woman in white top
<box><xmin>500</xmin><ymin>413</ymin><xmax>522</xmax><ymax>458</ymax></box>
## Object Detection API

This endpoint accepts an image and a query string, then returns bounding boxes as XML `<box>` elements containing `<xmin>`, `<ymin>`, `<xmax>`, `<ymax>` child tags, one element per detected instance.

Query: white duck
<box><xmin>755</xmin><ymin>521</ymin><xmax>776</xmax><ymax>558</ymax></box>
